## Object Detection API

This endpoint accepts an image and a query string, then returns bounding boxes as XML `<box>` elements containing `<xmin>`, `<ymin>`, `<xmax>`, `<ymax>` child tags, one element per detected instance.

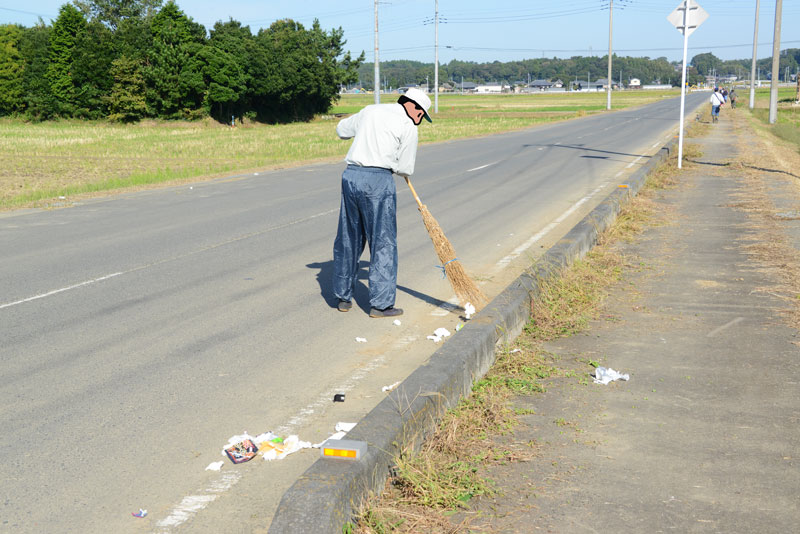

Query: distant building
<box><xmin>475</xmin><ymin>83</ymin><xmax>509</xmax><ymax>93</ymax></box>
<box><xmin>594</xmin><ymin>78</ymin><xmax>621</xmax><ymax>90</ymax></box>
<box><xmin>454</xmin><ymin>81</ymin><xmax>478</xmax><ymax>93</ymax></box>
<box><xmin>527</xmin><ymin>79</ymin><xmax>553</xmax><ymax>91</ymax></box>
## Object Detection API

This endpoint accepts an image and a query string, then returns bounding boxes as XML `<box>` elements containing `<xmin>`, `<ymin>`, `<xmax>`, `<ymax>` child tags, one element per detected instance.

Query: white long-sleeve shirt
<box><xmin>336</xmin><ymin>103</ymin><xmax>419</xmax><ymax>177</ymax></box>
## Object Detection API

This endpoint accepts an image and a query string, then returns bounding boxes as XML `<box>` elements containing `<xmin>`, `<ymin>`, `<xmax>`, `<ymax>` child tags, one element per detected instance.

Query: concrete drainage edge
<box><xmin>268</xmin><ymin>132</ymin><xmax>683</xmax><ymax>534</ymax></box>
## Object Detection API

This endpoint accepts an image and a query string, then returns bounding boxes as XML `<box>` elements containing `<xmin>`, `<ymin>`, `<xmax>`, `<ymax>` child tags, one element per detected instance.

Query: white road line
<box><xmin>625</xmin><ymin>155</ymin><xmax>645</xmax><ymax>169</ymax></box>
<box><xmin>467</xmin><ymin>162</ymin><xmax>497</xmax><ymax>172</ymax></box>
<box><xmin>0</xmin><ymin>272</ymin><xmax>123</xmax><ymax>310</ymax></box>
<box><xmin>1</xmin><ymin>209</ymin><xmax>339</xmax><ymax>311</ymax></box>
<box><xmin>493</xmin><ymin>182</ymin><xmax>608</xmax><ymax>270</ymax></box>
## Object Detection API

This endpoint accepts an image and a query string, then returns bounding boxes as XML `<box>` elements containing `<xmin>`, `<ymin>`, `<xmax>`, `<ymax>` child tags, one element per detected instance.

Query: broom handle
<box><xmin>403</xmin><ymin>176</ymin><xmax>425</xmax><ymax>210</ymax></box>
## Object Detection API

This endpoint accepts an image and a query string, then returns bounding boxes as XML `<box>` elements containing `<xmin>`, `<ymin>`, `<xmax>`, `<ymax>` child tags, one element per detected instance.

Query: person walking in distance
<box><xmin>710</xmin><ymin>87</ymin><xmax>724</xmax><ymax>123</ymax></box>
<box><xmin>332</xmin><ymin>88</ymin><xmax>432</xmax><ymax>318</ymax></box>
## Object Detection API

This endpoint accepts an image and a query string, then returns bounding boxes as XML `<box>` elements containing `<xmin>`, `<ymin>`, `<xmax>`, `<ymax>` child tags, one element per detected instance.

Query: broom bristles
<box><xmin>418</xmin><ymin>205</ymin><xmax>488</xmax><ymax>309</ymax></box>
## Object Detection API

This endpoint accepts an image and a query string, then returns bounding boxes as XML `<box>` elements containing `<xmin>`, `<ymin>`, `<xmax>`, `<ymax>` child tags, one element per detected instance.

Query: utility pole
<box><xmin>374</xmin><ymin>0</ymin><xmax>380</xmax><ymax>105</ymax></box>
<box><xmin>769</xmin><ymin>0</ymin><xmax>782</xmax><ymax>124</ymax></box>
<box><xmin>749</xmin><ymin>0</ymin><xmax>760</xmax><ymax>109</ymax></box>
<box><xmin>607</xmin><ymin>0</ymin><xmax>613</xmax><ymax>110</ymax></box>
<box><xmin>434</xmin><ymin>0</ymin><xmax>439</xmax><ymax>113</ymax></box>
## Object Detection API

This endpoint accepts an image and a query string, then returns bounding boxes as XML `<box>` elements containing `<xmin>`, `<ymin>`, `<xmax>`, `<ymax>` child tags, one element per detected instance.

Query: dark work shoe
<box><xmin>369</xmin><ymin>306</ymin><xmax>403</xmax><ymax>318</ymax></box>
<box><xmin>337</xmin><ymin>300</ymin><xmax>353</xmax><ymax>312</ymax></box>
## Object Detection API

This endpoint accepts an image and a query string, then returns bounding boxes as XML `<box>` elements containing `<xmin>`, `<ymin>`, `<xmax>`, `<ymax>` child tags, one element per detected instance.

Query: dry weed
<box><xmin>730</xmin><ymin>112</ymin><xmax>800</xmax><ymax>330</ymax></box>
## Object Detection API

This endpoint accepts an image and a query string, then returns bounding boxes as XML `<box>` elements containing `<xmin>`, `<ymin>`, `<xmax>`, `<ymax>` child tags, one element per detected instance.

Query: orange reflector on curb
<box><xmin>320</xmin><ymin>439</ymin><xmax>367</xmax><ymax>461</ymax></box>
<box><xmin>323</xmin><ymin>449</ymin><xmax>357</xmax><ymax>458</ymax></box>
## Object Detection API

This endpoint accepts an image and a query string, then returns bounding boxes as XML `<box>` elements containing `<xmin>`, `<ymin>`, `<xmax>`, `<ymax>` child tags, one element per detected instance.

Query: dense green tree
<box><xmin>47</xmin><ymin>4</ymin><xmax>88</xmax><ymax>116</ymax></box>
<box><xmin>74</xmin><ymin>0</ymin><xmax>163</xmax><ymax>30</ymax></box>
<box><xmin>144</xmin><ymin>1</ymin><xmax>206</xmax><ymax>118</ymax></box>
<box><xmin>0</xmin><ymin>24</ymin><xmax>25</xmax><ymax>115</ymax></box>
<box><xmin>106</xmin><ymin>54</ymin><xmax>146</xmax><ymax>121</ymax></box>
<box><xmin>250</xmin><ymin>19</ymin><xmax>362</xmax><ymax>122</ymax></box>
<box><xmin>19</xmin><ymin>22</ymin><xmax>54</xmax><ymax>119</ymax></box>
<box><xmin>691</xmin><ymin>52</ymin><xmax>722</xmax><ymax>76</ymax></box>
<box><xmin>72</xmin><ymin>21</ymin><xmax>116</xmax><ymax>118</ymax></box>
<box><xmin>197</xmin><ymin>44</ymin><xmax>246</xmax><ymax>121</ymax></box>
<box><xmin>207</xmin><ymin>19</ymin><xmax>253</xmax><ymax>121</ymax></box>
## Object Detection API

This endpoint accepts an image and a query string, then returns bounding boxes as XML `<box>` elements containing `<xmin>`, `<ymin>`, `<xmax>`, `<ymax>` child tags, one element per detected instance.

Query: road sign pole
<box><xmin>678</xmin><ymin>0</ymin><xmax>690</xmax><ymax>170</ymax></box>
<box><xmin>749</xmin><ymin>0</ymin><xmax>760</xmax><ymax>110</ymax></box>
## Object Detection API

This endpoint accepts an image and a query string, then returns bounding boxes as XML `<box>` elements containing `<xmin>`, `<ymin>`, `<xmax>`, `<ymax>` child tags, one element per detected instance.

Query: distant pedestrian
<box><xmin>710</xmin><ymin>87</ymin><xmax>724</xmax><ymax>123</ymax></box>
<box><xmin>721</xmin><ymin>87</ymin><xmax>728</xmax><ymax>103</ymax></box>
<box><xmin>729</xmin><ymin>89</ymin><xmax>738</xmax><ymax>109</ymax></box>
<box><xmin>332</xmin><ymin>88</ymin><xmax>432</xmax><ymax>318</ymax></box>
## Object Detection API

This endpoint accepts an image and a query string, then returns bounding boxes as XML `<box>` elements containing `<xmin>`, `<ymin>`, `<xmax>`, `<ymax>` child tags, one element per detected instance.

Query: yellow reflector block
<box><xmin>320</xmin><ymin>439</ymin><xmax>367</xmax><ymax>461</ymax></box>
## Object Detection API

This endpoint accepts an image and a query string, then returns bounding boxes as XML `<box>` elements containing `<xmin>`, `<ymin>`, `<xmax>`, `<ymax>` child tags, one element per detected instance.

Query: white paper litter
<box><xmin>393</xmin><ymin>319</ymin><xmax>401</xmax><ymax>326</ymax></box>
<box><xmin>434</xmin><ymin>327</ymin><xmax>451</xmax><ymax>338</ymax></box>
<box><xmin>355</xmin><ymin>337</ymin><xmax>367</xmax><ymax>343</ymax></box>
<box><xmin>335</xmin><ymin>422</ymin><xmax>357</xmax><ymax>432</ymax></box>
<box><xmin>427</xmin><ymin>335</ymin><xmax>442</xmax><ymax>343</ymax></box>
<box><xmin>205</xmin><ymin>461</ymin><xmax>224</xmax><ymax>471</ymax></box>
<box><xmin>593</xmin><ymin>367</ymin><xmax>630</xmax><ymax>385</ymax></box>
<box><xmin>464</xmin><ymin>303</ymin><xmax>476</xmax><ymax>319</ymax></box>
<box><xmin>382</xmin><ymin>380</ymin><xmax>402</xmax><ymax>392</ymax></box>
<box><xmin>261</xmin><ymin>435</ymin><xmax>311</xmax><ymax>461</ymax></box>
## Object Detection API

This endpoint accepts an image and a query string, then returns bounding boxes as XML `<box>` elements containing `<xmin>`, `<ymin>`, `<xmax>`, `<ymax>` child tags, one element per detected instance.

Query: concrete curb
<box><xmin>269</xmin><ymin>132</ymin><xmax>683</xmax><ymax>534</ymax></box>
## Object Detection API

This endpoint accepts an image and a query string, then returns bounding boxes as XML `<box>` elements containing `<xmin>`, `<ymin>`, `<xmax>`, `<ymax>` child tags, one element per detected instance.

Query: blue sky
<box><xmin>2</xmin><ymin>1</ymin><xmax>799</xmax><ymax>64</ymax></box>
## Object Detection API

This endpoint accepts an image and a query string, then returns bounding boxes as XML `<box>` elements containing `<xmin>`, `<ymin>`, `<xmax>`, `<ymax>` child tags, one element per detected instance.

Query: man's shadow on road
<box><xmin>307</xmin><ymin>260</ymin><xmax>450</xmax><ymax>312</ymax></box>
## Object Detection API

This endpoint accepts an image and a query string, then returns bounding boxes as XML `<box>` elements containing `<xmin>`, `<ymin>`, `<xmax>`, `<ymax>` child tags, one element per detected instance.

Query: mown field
<box><xmin>1</xmin><ymin>89</ymin><xmax>687</xmax><ymax>210</ymax></box>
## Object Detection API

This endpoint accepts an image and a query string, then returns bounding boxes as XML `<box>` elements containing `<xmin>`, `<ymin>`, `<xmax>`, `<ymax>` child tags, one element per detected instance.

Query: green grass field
<box><xmin>0</xmin><ymin>90</ymin><xmax>686</xmax><ymax>210</ymax></box>
<box><xmin>746</xmin><ymin>87</ymin><xmax>800</xmax><ymax>150</ymax></box>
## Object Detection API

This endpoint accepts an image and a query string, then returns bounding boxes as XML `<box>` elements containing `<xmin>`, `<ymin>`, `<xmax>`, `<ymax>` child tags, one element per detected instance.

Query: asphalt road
<box><xmin>0</xmin><ymin>92</ymin><xmax>705</xmax><ymax>533</ymax></box>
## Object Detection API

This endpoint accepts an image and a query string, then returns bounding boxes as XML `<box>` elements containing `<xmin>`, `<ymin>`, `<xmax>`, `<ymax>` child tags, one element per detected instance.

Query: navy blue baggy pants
<box><xmin>333</xmin><ymin>165</ymin><xmax>398</xmax><ymax>310</ymax></box>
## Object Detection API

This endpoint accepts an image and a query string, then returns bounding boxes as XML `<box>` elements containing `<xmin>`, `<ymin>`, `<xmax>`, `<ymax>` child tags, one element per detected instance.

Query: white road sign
<box><xmin>668</xmin><ymin>0</ymin><xmax>708</xmax><ymax>37</ymax></box>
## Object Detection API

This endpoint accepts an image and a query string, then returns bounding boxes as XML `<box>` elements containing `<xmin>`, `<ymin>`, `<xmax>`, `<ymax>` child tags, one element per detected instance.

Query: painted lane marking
<box><xmin>467</xmin><ymin>162</ymin><xmax>497</xmax><ymax>172</ymax></box>
<box><xmin>625</xmin><ymin>155</ymin><xmax>645</xmax><ymax>169</ymax></box>
<box><xmin>0</xmin><ymin>208</ymin><xmax>338</xmax><ymax>311</ymax></box>
<box><xmin>492</xmin><ymin>182</ymin><xmax>608</xmax><ymax>271</ymax></box>
<box><xmin>155</xmin><ymin>471</ymin><xmax>241</xmax><ymax>531</ymax></box>
<box><xmin>0</xmin><ymin>272</ymin><xmax>123</xmax><ymax>310</ymax></box>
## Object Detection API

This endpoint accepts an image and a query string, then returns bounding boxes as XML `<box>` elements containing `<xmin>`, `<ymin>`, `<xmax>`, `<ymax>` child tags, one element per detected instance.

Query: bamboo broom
<box><xmin>404</xmin><ymin>176</ymin><xmax>488</xmax><ymax>309</ymax></box>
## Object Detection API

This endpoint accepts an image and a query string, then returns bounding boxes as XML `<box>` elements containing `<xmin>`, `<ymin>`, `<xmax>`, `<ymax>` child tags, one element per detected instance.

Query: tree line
<box><xmin>357</xmin><ymin>50</ymin><xmax>800</xmax><ymax>92</ymax></box>
<box><xmin>2</xmin><ymin>0</ymin><xmax>798</xmax><ymax>123</ymax></box>
<box><xmin>0</xmin><ymin>0</ymin><xmax>363</xmax><ymax>122</ymax></box>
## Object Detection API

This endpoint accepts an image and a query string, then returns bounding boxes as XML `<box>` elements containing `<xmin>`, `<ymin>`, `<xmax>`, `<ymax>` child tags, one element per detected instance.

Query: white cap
<box><xmin>403</xmin><ymin>87</ymin><xmax>432</xmax><ymax>122</ymax></box>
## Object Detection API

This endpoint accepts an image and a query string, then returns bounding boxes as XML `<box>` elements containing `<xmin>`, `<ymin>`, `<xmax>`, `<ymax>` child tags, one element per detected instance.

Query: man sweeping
<box><xmin>332</xmin><ymin>87</ymin><xmax>432</xmax><ymax>318</ymax></box>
